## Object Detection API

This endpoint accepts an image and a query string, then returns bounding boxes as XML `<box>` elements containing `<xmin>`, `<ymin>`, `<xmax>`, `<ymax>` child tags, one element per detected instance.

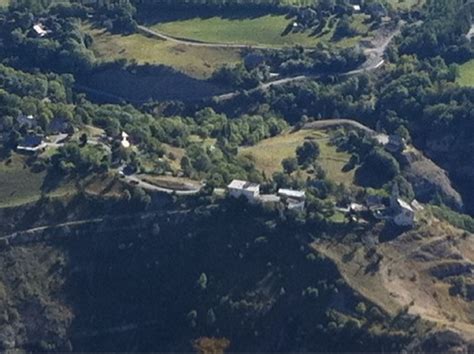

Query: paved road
<box><xmin>78</xmin><ymin>23</ymin><xmax>401</xmax><ymax>104</ymax></box>
<box><xmin>0</xmin><ymin>218</ymin><xmax>105</xmax><ymax>243</ymax></box>
<box><xmin>43</xmin><ymin>133</ymin><xmax>111</xmax><ymax>154</ymax></box>
<box><xmin>137</xmin><ymin>25</ymin><xmax>310</xmax><ymax>50</ymax></box>
<box><xmin>303</xmin><ymin>118</ymin><xmax>376</xmax><ymax>134</ymax></box>
<box><xmin>303</xmin><ymin>118</ymin><xmax>389</xmax><ymax>143</ymax></box>
<box><xmin>213</xmin><ymin>23</ymin><xmax>402</xmax><ymax>102</ymax></box>
<box><xmin>0</xmin><ymin>210</ymin><xmax>190</xmax><ymax>245</ymax></box>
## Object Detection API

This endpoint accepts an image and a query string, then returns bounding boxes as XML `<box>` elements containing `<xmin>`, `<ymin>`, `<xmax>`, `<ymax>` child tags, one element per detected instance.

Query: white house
<box><xmin>278</xmin><ymin>189</ymin><xmax>306</xmax><ymax>211</ymax></box>
<box><xmin>32</xmin><ymin>23</ymin><xmax>49</xmax><ymax>37</ymax></box>
<box><xmin>393</xmin><ymin>198</ymin><xmax>415</xmax><ymax>227</ymax></box>
<box><xmin>228</xmin><ymin>180</ymin><xmax>260</xmax><ymax>202</ymax></box>
<box><xmin>278</xmin><ymin>189</ymin><xmax>306</xmax><ymax>201</ymax></box>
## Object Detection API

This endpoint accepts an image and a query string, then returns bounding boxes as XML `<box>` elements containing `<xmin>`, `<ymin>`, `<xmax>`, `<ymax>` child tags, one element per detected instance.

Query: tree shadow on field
<box><xmin>137</xmin><ymin>6</ymin><xmax>289</xmax><ymax>26</ymax></box>
<box><xmin>77</xmin><ymin>64</ymin><xmax>229</xmax><ymax>104</ymax></box>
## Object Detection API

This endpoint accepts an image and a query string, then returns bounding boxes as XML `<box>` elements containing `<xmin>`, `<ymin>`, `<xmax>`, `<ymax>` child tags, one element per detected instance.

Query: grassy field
<box><xmin>458</xmin><ymin>59</ymin><xmax>474</xmax><ymax>87</ymax></box>
<box><xmin>0</xmin><ymin>154</ymin><xmax>75</xmax><ymax>208</ymax></box>
<box><xmin>150</xmin><ymin>14</ymin><xmax>320</xmax><ymax>47</ymax></box>
<box><xmin>86</xmin><ymin>25</ymin><xmax>242</xmax><ymax>79</ymax></box>
<box><xmin>240</xmin><ymin>129</ymin><xmax>355</xmax><ymax>185</ymax></box>
<box><xmin>386</xmin><ymin>0</ymin><xmax>425</xmax><ymax>9</ymax></box>
<box><xmin>0</xmin><ymin>153</ymin><xmax>130</xmax><ymax>208</ymax></box>
<box><xmin>143</xmin><ymin>10</ymin><xmax>373</xmax><ymax>48</ymax></box>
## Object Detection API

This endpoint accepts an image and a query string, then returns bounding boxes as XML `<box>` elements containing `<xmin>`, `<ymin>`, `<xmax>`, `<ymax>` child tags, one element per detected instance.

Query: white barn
<box><xmin>228</xmin><ymin>180</ymin><xmax>260</xmax><ymax>202</ymax></box>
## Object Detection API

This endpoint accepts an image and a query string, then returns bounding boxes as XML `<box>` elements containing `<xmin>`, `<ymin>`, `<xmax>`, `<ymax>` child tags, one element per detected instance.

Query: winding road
<box><xmin>79</xmin><ymin>22</ymin><xmax>402</xmax><ymax>104</ymax></box>
<box><xmin>123</xmin><ymin>174</ymin><xmax>203</xmax><ymax>195</ymax></box>
<box><xmin>137</xmin><ymin>25</ymin><xmax>295</xmax><ymax>50</ymax></box>
<box><xmin>213</xmin><ymin>23</ymin><xmax>401</xmax><ymax>101</ymax></box>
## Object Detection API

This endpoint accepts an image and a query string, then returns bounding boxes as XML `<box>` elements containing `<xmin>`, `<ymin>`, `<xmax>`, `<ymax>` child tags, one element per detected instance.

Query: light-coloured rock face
<box><xmin>401</xmin><ymin>150</ymin><xmax>464</xmax><ymax>211</ymax></box>
<box><xmin>313</xmin><ymin>217</ymin><xmax>474</xmax><ymax>349</ymax></box>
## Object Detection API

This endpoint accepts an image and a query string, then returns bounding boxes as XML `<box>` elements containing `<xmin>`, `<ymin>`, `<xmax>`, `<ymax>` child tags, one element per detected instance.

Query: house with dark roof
<box><xmin>17</xmin><ymin>135</ymin><xmax>46</xmax><ymax>154</ymax></box>
<box><xmin>47</xmin><ymin>117</ymin><xmax>72</xmax><ymax>135</ymax></box>
<box><xmin>16</xmin><ymin>114</ymin><xmax>37</xmax><ymax>129</ymax></box>
<box><xmin>385</xmin><ymin>135</ymin><xmax>406</xmax><ymax>153</ymax></box>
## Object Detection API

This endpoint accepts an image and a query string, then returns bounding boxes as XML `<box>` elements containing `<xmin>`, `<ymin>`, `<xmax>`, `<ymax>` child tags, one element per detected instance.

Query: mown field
<box><xmin>458</xmin><ymin>59</ymin><xmax>474</xmax><ymax>87</ymax></box>
<box><xmin>240</xmin><ymin>129</ymin><xmax>355</xmax><ymax>185</ymax></box>
<box><xmin>146</xmin><ymin>12</ymin><xmax>371</xmax><ymax>48</ymax></box>
<box><xmin>86</xmin><ymin>25</ymin><xmax>242</xmax><ymax>79</ymax></box>
<box><xmin>149</xmin><ymin>14</ymin><xmax>319</xmax><ymax>47</ymax></box>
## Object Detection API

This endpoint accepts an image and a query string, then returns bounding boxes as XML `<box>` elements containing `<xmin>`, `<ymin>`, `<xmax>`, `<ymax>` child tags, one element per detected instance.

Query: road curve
<box><xmin>303</xmin><ymin>118</ymin><xmax>377</xmax><ymax>134</ymax></box>
<box><xmin>213</xmin><ymin>58</ymin><xmax>385</xmax><ymax>102</ymax></box>
<box><xmin>303</xmin><ymin>118</ymin><xmax>389</xmax><ymax>143</ymax></box>
<box><xmin>212</xmin><ymin>23</ymin><xmax>401</xmax><ymax>102</ymax></box>
<box><xmin>137</xmin><ymin>25</ymin><xmax>312</xmax><ymax>50</ymax></box>
<box><xmin>124</xmin><ymin>174</ymin><xmax>202</xmax><ymax>196</ymax></box>
<box><xmin>77</xmin><ymin>22</ymin><xmax>401</xmax><ymax>104</ymax></box>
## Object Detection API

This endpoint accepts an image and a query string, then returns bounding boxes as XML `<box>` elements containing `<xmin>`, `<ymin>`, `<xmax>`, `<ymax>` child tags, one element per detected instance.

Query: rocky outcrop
<box><xmin>400</xmin><ymin>149</ymin><xmax>464</xmax><ymax>211</ymax></box>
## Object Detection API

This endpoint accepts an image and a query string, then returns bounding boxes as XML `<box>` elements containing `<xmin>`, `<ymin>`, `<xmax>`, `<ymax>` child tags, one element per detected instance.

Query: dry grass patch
<box><xmin>313</xmin><ymin>217</ymin><xmax>474</xmax><ymax>339</ymax></box>
<box><xmin>85</xmin><ymin>24</ymin><xmax>242</xmax><ymax>79</ymax></box>
<box><xmin>141</xmin><ymin>175</ymin><xmax>202</xmax><ymax>191</ymax></box>
<box><xmin>240</xmin><ymin>129</ymin><xmax>355</xmax><ymax>185</ymax></box>
<box><xmin>83</xmin><ymin>173</ymin><xmax>127</xmax><ymax>198</ymax></box>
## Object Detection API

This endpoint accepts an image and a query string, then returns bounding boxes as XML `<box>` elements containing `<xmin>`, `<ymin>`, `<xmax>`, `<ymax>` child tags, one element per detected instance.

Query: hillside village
<box><xmin>2</xmin><ymin>107</ymin><xmax>445</xmax><ymax>232</ymax></box>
